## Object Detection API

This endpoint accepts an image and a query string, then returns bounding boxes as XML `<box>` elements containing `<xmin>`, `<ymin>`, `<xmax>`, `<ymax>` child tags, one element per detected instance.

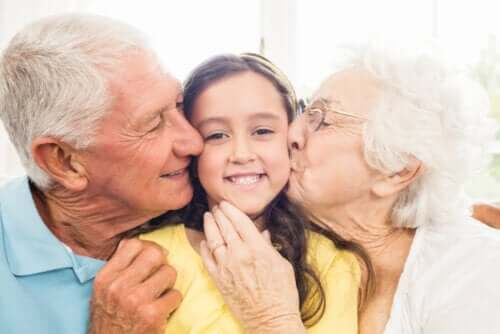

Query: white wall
<box><xmin>0</xmin><ymin>0</ymin><xmax>99</xmax><ymax>178</ymax></box>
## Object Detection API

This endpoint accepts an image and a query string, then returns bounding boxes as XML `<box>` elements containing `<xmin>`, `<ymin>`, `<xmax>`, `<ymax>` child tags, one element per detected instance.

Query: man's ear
<box><xmin>371</xmin><ymin>157</ymin><xmax>424</xmax><ymax>198</ymax></box>
<box><xmin>31</xmin><ymin>137</ymin><xmax>88</xmax><ymax>192</ymax></box>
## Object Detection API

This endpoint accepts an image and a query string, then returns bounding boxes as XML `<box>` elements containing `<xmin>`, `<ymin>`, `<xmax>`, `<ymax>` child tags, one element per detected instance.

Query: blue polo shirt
<box><xmin>0</xmin><ymin>177</ymin><xmax>105</xmax><ymax>333</ymax></box>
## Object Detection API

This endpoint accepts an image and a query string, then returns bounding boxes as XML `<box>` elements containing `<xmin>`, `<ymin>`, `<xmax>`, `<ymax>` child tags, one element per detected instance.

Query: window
<box><xmin>89</xmin><ymin>0</ymin><xmax>261</xmax><ymax>80</ymax></box>
<box><xmin>291</xmin><ymin>0</ymin><xmax>500</xmax><ymax>201</ymax></box>
<box><xmin>1</xmin><ymin>0</ymin><xmax>499</xmax><ymax>200</ymax></box>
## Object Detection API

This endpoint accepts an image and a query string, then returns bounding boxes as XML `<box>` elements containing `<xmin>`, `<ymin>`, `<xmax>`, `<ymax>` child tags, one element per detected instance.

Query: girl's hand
<box><xmin>199</xmin><ymin>201</ymin><xmax>306</xmax><ymax>334</ymax></box>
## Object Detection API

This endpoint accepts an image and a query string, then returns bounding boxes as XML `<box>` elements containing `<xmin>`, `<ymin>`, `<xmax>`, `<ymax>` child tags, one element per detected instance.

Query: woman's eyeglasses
<box><xmin>297</xmin><ymin>98</ymin><xmax>366</xmax><ymax>133</ymax></box>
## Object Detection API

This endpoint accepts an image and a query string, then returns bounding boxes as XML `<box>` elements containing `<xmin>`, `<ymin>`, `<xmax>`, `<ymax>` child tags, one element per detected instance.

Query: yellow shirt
<box><xmin>141</xmin><ymin>224</ymin><xmax>360</xmax><ymax>334</ymax></box>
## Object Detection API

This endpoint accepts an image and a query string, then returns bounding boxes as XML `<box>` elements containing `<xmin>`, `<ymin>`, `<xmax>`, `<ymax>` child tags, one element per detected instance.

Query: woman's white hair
<box><xmin>0</xmin><ymin>14</ymin><xmax>150</xmax><ymax>189</ymax></box>
<box><xmin>335</xmin><ymin>43</ymin><xmax>497</xmax><ymax>228</ymax></box>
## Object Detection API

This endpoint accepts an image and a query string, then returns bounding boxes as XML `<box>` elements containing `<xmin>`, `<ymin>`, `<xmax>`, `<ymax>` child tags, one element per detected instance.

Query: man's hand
<box><xmin>88</xmin><ymin>238</ymin><xmax>182</xmax><ymax>334</ymax></box>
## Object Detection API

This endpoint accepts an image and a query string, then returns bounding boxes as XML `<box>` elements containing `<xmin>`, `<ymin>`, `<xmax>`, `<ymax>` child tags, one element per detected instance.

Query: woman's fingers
<box><xmin>261</xmin><ymin>230</ymin><xmax>272</xmax><ymax>245</ymax></box>
<box><xmin>199</xmin><ymin>240</ymin><xmax>217</xmax><ymax>275</ymax></box>
<box><xmin>211</xmin><ymin>205</ymin><xmax>243</xmax><ymax>248</ymax></box>
<box><xmin>218</xmin><ymin>201</ymin><xmax>265</xmax><ymax>246</ymax></box>
<box><xmin>203</xmin><ymin>212</ymin><xmax>228</xmax><ymax>263</ymax></box>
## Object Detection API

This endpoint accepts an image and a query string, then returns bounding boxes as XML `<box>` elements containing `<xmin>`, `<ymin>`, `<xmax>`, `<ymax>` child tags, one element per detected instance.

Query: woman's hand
<box><xmin>199</xmin><ymin>201</ymin><xmax>306</xmax><ymax>334</ymax></box>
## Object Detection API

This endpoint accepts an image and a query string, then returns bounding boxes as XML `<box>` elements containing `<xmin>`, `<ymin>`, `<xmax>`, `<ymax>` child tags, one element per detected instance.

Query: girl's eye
<box><xmin>205</xmin><ymin>132</ymin><xmax>228</xmax><ymax>141</ymax></box>
<box><xmin>253</xmin><ymin>128</ymin><xmax>274</xmax><ymax>136</ymax></box>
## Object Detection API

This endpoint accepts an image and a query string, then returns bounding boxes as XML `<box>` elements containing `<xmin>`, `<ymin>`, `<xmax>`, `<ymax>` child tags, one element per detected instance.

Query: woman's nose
<box><xmin>288</xmin><ymin>116</ymin><xmax>307</xmax><ymax>152</ymax></box>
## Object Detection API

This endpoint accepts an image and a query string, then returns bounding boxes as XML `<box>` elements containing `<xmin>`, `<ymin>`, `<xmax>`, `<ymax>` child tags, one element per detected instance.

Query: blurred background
<box><xmin>1</xmin><ymin>0</ymin><xmax>499</xmax><ymax>200</ymax></box>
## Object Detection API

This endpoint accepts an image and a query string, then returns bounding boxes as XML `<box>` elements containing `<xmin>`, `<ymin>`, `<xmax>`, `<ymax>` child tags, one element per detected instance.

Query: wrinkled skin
<box><xmin>200</xmin><ymin>201</ymin><xmax>306</xmax><ymax>334</ymax></box>
<box><xmin>88</xmin><ymin>239</ymin><xmax>182</xmax><ymax>334</ymax></box>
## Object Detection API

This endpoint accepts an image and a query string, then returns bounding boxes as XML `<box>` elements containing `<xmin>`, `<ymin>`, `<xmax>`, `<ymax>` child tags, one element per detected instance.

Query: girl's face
<box><xmin>190</xmin><ymin>71</ymin><xmax>290</xmax><ymax>217</ymax></box>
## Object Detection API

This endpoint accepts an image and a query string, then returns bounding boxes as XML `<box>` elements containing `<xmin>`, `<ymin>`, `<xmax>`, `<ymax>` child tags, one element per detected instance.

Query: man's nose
<box><xmin>173</xmin><ymin>114</ymin><xmax>203</xmax><ymax>157</ymax></box>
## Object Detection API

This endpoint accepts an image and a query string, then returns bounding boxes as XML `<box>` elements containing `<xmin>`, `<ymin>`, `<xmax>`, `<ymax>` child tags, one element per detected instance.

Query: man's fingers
<box><xmin>133</xmin><ymin>289</ymin><xmax>182</xmax><ymax>334</ymax></box>
<box><xmin>97</xmin><ymin>238</ymin><xmax>144</xmax><ymax>279</ymax></box>
<box><xmin>94</xmin><ymin>239</ymin><xmax>170</xmax><ymax>316</ymax></box>
<box><xmin>113</xmin><ymin>263</ymin><xmax>177</xmax><ymax>319</ymax></box>
<box><xmin>154</xmin><ymin>289</ymin><xmax>183</xmax><ymax>317</ymax></box>
<box><xmin>115</xmin><ymin>241</ymin><xmax>168</xmax><ymax>287</ymax></box>
<box><xmin>140</xmin><ymin>264</ymin><xmax>177</xmax><ymax>300</ymax></box>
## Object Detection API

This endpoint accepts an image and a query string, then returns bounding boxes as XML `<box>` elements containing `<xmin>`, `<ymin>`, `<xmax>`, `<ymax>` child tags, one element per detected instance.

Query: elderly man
<box><xmin>0</xmin><ymin>14</ymin><xmax>203</xmax><ymax>333</ymax></box>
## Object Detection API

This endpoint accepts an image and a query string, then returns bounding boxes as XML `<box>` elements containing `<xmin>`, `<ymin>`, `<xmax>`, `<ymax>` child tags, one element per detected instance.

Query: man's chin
<box><xmin>161</xmin><ymin>188</ymin><xmax>193</xmax><ymax>212</ymax></box>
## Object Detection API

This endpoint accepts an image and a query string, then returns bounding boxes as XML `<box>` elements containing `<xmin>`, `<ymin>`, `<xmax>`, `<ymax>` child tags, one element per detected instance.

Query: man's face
<box><xmin>81</xmin><ymin>52</ymin><xmax>203</xmax><ymax>217</ymax></box>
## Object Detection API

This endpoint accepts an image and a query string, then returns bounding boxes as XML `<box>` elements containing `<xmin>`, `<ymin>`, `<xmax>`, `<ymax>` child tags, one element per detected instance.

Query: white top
<box><xmin>384</xmin><ymin>217</ymin><xmax>500</xmax><ymax>334</ymax></box>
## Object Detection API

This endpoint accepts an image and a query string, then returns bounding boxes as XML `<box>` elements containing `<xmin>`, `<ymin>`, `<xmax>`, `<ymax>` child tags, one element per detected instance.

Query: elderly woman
<box><xmin>198</xmin><ymin>44</ymin><xmax>500</xmax><ymax>334</ymax></box>
<box><xmin>286</xmin><ymin>45</ymin><xmax>500</xmax><ymax>333</ymax></box>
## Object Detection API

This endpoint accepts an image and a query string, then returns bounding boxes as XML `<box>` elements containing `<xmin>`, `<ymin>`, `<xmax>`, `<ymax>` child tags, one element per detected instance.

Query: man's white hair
<box><xmin>335</xmin><ymin>43</ymin><xmax>497</xmax><ymax>228</ymax></box>
<box><xmin>0</xmin><ymin>14</ymin><xmax>150</xmax><ymax>189</ymax></box>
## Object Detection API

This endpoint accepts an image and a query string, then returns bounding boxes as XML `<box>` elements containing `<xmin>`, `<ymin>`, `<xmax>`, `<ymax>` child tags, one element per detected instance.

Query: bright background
<box><xmin>1</xmin><ymin>0</ymin><xmax>499</xmax><ymax>200</ymax></box>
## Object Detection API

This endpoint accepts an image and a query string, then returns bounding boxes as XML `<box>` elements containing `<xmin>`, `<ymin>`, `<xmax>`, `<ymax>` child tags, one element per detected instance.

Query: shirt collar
<box><xmin>0</xmin><ymin>176</ymin><xmax>105</xmax><ymax>282</ymax></box>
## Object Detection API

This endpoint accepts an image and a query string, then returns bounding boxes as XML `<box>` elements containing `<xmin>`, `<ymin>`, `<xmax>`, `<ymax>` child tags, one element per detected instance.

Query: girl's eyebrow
<box><xmin>248</xmin><ymin>111</ymin><xmax>281</xmax><ymax>121</ymax></box>
<box><xmin>196</xmin><ymin>111</ymin><xmax>281</xmax><ymax>129</ymax></box>
<box><xmin>195</xmin><ymin>116</ymin><xmax>228</xmax><ymax>129</ymax></box>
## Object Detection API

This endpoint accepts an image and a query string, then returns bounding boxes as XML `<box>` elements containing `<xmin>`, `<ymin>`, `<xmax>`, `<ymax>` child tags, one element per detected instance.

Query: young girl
<box><xmin>135</xmin><ymin>54</ymin><xmax>366</xmax><ymax>333</ymax></box>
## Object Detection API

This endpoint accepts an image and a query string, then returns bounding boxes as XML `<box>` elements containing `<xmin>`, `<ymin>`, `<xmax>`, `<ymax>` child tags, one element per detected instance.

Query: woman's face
<box><xmin>286</xmin><ymin>69</ymin><xmax>381</xmax><ymax>214</ymax></box>
<box><xmin>190</xmin><ymin>71</ymin><xmax>290</xmax><ymax>217</ymax></box>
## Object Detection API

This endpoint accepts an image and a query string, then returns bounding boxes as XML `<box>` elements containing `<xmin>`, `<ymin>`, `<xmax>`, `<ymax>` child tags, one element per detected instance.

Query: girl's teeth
<box><xmin>230</xmin><ymin>175</ymin><xmax>260</xmax><ymax>185</ymax></box>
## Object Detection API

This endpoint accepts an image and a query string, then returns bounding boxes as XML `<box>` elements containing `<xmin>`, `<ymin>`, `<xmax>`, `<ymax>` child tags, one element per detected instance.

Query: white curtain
<box><xmin>0</xmin><ymin>0</ymin><xmax>96</xmax><ymax>179</ymax></box>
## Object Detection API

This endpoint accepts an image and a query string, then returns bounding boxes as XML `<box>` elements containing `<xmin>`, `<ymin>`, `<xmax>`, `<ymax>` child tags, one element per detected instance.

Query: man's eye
<box><xmin>176</xmin><ymin>101</ymin><xmax>184</xmax><ymax>114</ymax></box>
<box><xmin>147</xmin><ymin>117</ymin><xmax>163</xmax><ymax>133</ymax></box>
<box><xmin>253</xmin><ymin>128</ymin><xmax>274</xmax><ymax>136</ymax></box>
<box><xmin>205</xmin><ymin>132</ymin><xmax>228</xmax><ymax>141</ymax></box>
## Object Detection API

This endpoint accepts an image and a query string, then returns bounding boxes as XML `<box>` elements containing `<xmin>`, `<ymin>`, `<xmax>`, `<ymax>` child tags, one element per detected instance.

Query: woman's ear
<box><xmin>371</xmin><ymin>157</ymin><xmax>424</xmax><ymax>198</ymax></box>
<box><xmin>31</xmin><ymin>137</ymin><xmax>89</xmax><ymax>192</ymax></box>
